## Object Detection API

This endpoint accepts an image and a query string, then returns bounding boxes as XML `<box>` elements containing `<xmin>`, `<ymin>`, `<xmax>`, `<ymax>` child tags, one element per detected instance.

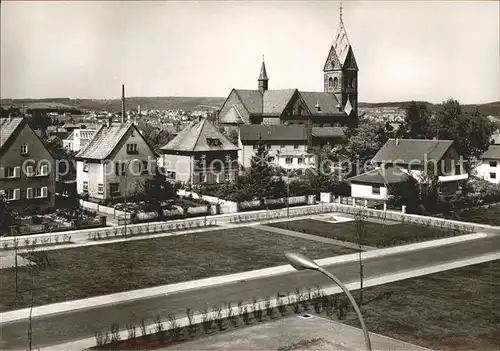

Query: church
<box><xmin>217</xmin><ymin>9</ymin><xmax>359</xmax><ymax>150</ymax></box>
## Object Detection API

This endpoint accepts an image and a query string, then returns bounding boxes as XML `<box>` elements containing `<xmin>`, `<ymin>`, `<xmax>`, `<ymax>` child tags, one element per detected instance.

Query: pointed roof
<box><xmin>0</xmin><ymin>117</ymin><xmax>24</xmax><ymax>152</ymax></box>
<box><xmin>324</xmin><ymin>10</ymin><xmax>357</xmax><ymax>71</ymax></box>
<box><xmin>348</xmin><ymin>166</ymin><xmax>411</xmax><ymax>185</ymax></box>
<box><xmin>258</xmin><ymin>58</ymin><xmax>268</xmax><ymax>81</ymax></box>
<box><xmin>371</xmin><ymin>139</ymin><xmax>454</xmax><ymax>165</ymax></box>
<box><xmin>333</xmin><ymin>18</ymin><xmax>352</xmax><ymax>66</ymax></box>
<box><xmin>219</xmin><ymin>105</ymin><xmax>245</xmax><ymax>124</ymax></box>
<box><xmin>76</xmin><ymin>122</ymin><xmax>134</xmax><ymax>160</ymax></box>
<box><xmin>160</xmin><ymin>118</ymin><xmax>239</xmax><ymax>153</ymax></box>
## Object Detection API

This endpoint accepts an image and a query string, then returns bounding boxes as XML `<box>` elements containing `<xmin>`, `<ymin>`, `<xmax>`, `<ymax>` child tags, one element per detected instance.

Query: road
<box><xmin>2</xmin><ymin>234</ymin><xmax>500</xmax><ymax>350</ymax></box>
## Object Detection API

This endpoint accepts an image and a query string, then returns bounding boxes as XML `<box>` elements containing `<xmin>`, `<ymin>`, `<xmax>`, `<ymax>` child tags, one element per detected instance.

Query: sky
<box><xmin>1</xmin><ymin>1</ymin><xmax>499</xmax><ymax>104</ymax></box>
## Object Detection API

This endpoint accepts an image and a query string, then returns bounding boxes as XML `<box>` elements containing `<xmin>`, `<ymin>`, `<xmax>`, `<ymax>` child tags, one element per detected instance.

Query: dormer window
<box><xmin>207</xmin><ymin>138</ymin><xmax>221</xmax><ymax>146</ymax></box>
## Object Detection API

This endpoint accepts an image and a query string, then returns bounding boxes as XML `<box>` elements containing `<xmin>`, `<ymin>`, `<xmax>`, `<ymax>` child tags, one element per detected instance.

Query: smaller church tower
<box><xmin>323</xmin><ymin>5</ymin><xmax>358</xmax><ymax>117</ymax></box>
<box><xmin>258</xmin><ymin>55</ymin><xmax>269</xmax><ymax>94</ymax></box>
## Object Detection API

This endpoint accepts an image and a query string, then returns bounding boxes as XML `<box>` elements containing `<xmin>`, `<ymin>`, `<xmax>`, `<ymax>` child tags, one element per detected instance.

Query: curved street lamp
<box><xmin>285</xmin><ymin>252</ymin><xmax>372</xmax><ymax>351</ymax></box>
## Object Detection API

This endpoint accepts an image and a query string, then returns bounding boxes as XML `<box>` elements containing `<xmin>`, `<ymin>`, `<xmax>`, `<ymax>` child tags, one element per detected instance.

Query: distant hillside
<box><xmin>359</xmin><ymin>100</ymin><xmax>500</xmax><ymax>116</ymax></box>
<box><xmin>2</xmin><ymin>97</ymin><xmax>499</xmax><ymax>117</ymax></box>
<box><xmin>0</xmin><ymin>97</ymin><xmax>226</xmax><ymax>113</ymax></box>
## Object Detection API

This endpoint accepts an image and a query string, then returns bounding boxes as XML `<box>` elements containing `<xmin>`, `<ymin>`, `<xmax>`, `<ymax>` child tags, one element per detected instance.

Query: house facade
<box><xmin>0</xmin><ymin>117</ymin><xmax>56</xmax><ymax>213</ymax></box>
<box><xmin>239</xmin><ymin>124</ymin><xmax>316</xmax><ymax>171</ymax></box>
<box><xmin>63</xmin><ymin>128</ymin><xmax>97</xmax><ymax>152</ymax></box>
<box><xmin>75</xmin><ymin>121</ymin><xmax>157</xmax><ymax>202</ymax></box>
<box><xmin>476</xmin><ymin>144</ymin><xmax>500</xmax><ymax>184</ymax></box>
<box><xmin>159</xmin><ymin>118</ymin><xmax>239</xmax><ymax>184</ymax></box>
<box><xmin>349</xmin><ymin>139</ymin><xmax>469</xmax><ymax>202</ymax></box>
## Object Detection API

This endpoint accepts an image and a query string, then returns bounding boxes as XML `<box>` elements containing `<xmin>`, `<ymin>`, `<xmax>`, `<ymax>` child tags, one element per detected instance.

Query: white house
<box><xmin>348</xmin><ymin>138</ymin><xmax>469</xmax><ymax>202</ymax></box>
<box><xmin>476</xmin><ymin>144</ymin><xmax>500</xmax><ymax>184</ymax></box>
<box><xmin>75</xmin><ymin>120</ymin><xmax>157</xmax><ymax>202</ymax></box>
<box><xmin>63</xmin><ymin>128</ymin><xmax>97</xmax><ymax>152</ymax></box>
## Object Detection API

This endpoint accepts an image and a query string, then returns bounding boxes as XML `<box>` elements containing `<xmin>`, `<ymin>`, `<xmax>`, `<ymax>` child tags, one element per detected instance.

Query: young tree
<box><xmin>137</xmin><ymin>122</ymin><xmax>174</xmax><ymax>153</ymax></box>
<box><xmin>354</xmin><ymin>209</ymin><xmax>367</xmax><ymax>310</ymax></box>
<box><xmin>307</xmin><ymin>145</ymin><xmax>336</xmax><ymax>193</ymax></box>
<box><xmin>245</xmin><ymin>137</ymin><xmax>273</xmax><ymax>206</ymax></box>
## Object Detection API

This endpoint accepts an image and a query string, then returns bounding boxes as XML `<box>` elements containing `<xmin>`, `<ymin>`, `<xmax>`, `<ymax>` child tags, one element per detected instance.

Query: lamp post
<box><xmin>285</xmin><ymin>252</ymin><xmax>372</xmax><ymax>351</ymax></box>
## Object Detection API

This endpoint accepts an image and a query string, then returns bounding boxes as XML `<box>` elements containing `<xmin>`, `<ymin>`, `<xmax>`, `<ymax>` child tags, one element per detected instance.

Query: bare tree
<box><xmin>354</xmin><ymin>209</ymin><xmax>367</xmax><ymax>310</ymax></box>
<box><xmin>27</xmin><ymin>242</ymin><xmax>37</xmax><ymax>351</ymax></box>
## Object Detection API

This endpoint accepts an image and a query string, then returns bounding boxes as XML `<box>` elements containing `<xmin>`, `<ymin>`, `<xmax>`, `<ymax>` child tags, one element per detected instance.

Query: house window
<box><xmin>83</xmin><ymin>161</ymin><xmax>89</xmax><ymax>172</ymax></box>
<box><xmin>490</xmin><ymin>161</ymin><xmax>497</xmax><ymax>167</ymax></box>
<box><xmin>285</xmin><ymin>157</ymin><xmax>293</xmax><ymax>164</ymax></box>
<box><xmin>126</xmin><ymin>143</ymin><xmax>138</xmax><ymax>154</ymax></box>
<box><xmin>455</xmin><ymin>164</ymin><xmax>462</xmax><ymax>175</ymax></box>
<box><xmin>269</xmin><ymin>156</ymin><xmax>275</xmax><ymax>162</ymax></box>
<box><xmin>372</xmin><ymin>186</ymin><xmax>381</xmax><ymax>195</ymax></box>
<box><xmin>110</xmin><ymin>183</ymin><xmax>119</xmax><ymax>195</ymax></box>
<box><xmin>297</xmin><ymin>158</ymin><xmax>304</xmax><ymax>164</ymax></box>
<box><xmin>83</xmin><ymin>181</ymin><xmax>89</xmax><ymax>192</ymax></box>
<box><xmin>142</xmin><ymin>160</ymin><xmax>149</xmax><ymax>175</ymax></box>
<box><xmin>199</xmin><ymin>173</ymin><xmax>205</xmax><ymax>183</ymax></box>
<box><xmin>490</xmin><ymin>173</ymin><xmax>497</xmax><ymax>179</ymax></box>
<box><xmin>115</xmin><ymin>162</ymin><xmax>126</xmax><ymax>176</ymax></box>
<box><xmin>20</xmin><ymin>145</ymin><xmax>28</xmax><ymax>154</ymax></box>
<box><xmin>5</xmin><ymin>189</ymin><xmax>15</xmax><ymax>200</ymax></box>
<box><xmin>35</xmin><ymin>187</ymin><xmax>42</xmax><ymax>198</ymax></box>
<box><xmin>97</xmin><ymin>183</ymin><xmax>104</xmax><ymax>194</ymax></box>
<box><xmin>294</xmin><ymin>144</ymin><xmax>299</xmax><ymax>149</ymax></box>
<box><xmin>40</xmin><ymin>164</ymin><xmax>49</xmax><ymax>176</ymax></box>
<box><xmin>333</xmin><ymin>77</ymin><xmax>339</xmax><ymax>89</ymax></box>
<box><xmin>5</xmin><ymin>167</ymin><xmax>15</xmax><ymax>178</ymax></box>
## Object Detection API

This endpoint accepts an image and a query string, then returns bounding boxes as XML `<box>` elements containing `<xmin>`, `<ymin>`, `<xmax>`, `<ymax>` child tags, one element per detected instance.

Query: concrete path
<box><xmin>256</xmin><ymin>224</ymin><xmax>377</xmax><ymax>251</ymax></box>
<box><xmin>12</xmin><ymin>238</ymin><xmax>499</xmax><ymax>351</ymax></box>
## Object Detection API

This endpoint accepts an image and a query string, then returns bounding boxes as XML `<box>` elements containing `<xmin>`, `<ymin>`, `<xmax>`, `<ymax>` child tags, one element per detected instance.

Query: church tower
<box><xmin>258</xmin><ymin>55</ymin><xmax>269</xmax><ymax>94</ymax></box>
<box><xmin>323</xmin><ymin>4</ymin><xmax>358</xmax><ymax>117</ymax></box>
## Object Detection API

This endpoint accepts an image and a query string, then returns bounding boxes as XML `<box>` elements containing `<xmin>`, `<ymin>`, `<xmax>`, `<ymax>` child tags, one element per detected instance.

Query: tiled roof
<box><xmin>371</xmin><ymin>139</ymin><xmax>454</xmax><ymax>164</ymax></box>
<box><xmin>219</xmin><ymin>105</ymin><xmax>245</xmax><ymax>124</ymax></box>
<box><xmin>240</xmin><ymin>124</ymin><xmax>307</xmax><ymax>142</ymax></box>
<box><xmin>76</xmin><ymin>122</ymin><xmax>132</xmax><ymax>160</ymax></box>
<box><xmin>263</xmin><ymin>89</ymin><xmax>297</xmax><ymax>115</ymax></box>
<box><xmin>348</xmin><ymin>166</ymin><xmax>411</xmax><ymax>185</ymax></box>
<box><xmin>312</xmin><ymin>127</ymin><xmax>345</xmax><ymax>138</ymax></box>
<box><xmin>64</xmin><ymin>131</ymin><xmax>75</xmax><ymax>141</ymax></box>
<box><xmin>160</xmin><ymin>118</ymin><xmax>238</xmax><ymax>152</ymax></box>
<box><xmin>482</xmin><ymin>145</ymin><xmax>500</xmax><ymax>160</ymax></box>
<box><xmin>300</xmin><ymin>92</ymin><xmax>342</xmax><ymax>115</ymax></box>
<box><xmin>333</xmin><ymin>20</ymin><xmax>352</xmax><ymax>66</ymax></box>
<box><xmin>0</xmin><ymin>117</ymin><xmax>24</xmax><ymax>152</ymax></box>
<box><xmin>234</xmin><ymin>90</ymin><xmax>263</xmax><ymax>114</ymax></box>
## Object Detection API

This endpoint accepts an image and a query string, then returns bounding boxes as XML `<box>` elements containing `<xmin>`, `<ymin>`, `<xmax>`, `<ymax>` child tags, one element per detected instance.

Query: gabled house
<box><xmin>0</xmin><ymin>117</ymin><xmax>56</xmax><ymax>212</ymax></box>
<box><xmin>349</xmin><ymin>138</ymin><xmax>468</xmax><ymax>201</ymax></box>
<box><xmin>159</xmin><ymin>118</ymin><xmax>239</xmax><ymax>184</ymax></box>
<box><xmin>476</xmin><ymin>144</ymin><xmax>500</xmax><ymax>184</ymax></box>
<box><xmin>75</xmin><ymin>120</ymin><xmax>157</xmax><ymax>202</ymax></box>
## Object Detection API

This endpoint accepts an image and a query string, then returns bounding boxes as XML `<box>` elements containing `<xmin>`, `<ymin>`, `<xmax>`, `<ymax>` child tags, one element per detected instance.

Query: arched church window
<box><xmin>328</xmin><ymin>77</ymin><xmax>333</xmax><ymax>87</ymax></box>
<box><xmin>334</xmin><ymin>77</ymin><xmax>339</xmax><ymax>89</ymax></box>
<box><xmin>352</xmin><ymin>77</ymin><xmax>356</xmax><ymax>88</ymax></box>
<box><xmin>298</xmin><ymin>106</ymin><xmax>303</xmax><ymax>116</ymax></box>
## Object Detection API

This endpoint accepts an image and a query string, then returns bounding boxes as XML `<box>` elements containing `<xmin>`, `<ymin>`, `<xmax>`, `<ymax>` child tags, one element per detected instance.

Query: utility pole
<box><xmin>286</xmin><ymin>170</ymin><xmax>290</xmax><ymax>218</ymax></box>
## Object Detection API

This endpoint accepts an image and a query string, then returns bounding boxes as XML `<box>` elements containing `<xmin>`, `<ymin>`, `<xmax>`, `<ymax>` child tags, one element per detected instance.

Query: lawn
<box><xmin>268</xmin><ymin>218</ymin><xmax>464</xmax><ymax>247</ymax></box>
<box><xmin>344</xmin><ymin>260</ymin><xmax>500</xmax><ymax>350</ymax></box>
<box><xmin>0</xmin><ymin>227</ymin><xmax>353</xmax><ymax>312</ymax></box>
<box><xmin>451</xmin><ymin>205</ymin><xmax>500</xmax><ymax>226</ymax></box>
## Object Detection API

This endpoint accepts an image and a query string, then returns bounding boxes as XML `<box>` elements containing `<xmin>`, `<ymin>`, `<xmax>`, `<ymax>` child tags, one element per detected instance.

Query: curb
<box><xmin>0</xmin><ymin>232</ymin><xmax>488</xmax><ymax>325</ymax></box>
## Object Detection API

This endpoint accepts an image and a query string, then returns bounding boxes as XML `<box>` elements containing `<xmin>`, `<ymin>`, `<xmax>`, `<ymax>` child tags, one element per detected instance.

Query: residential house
<box><xmin>75</xmin><ymin>120</ymin><xmax>157</xmax><ymax>202</ymax></box>
<box><xmin>476</xmin><ymin>144</ymin><xmax>500</xmax><ymax>184</ymax></box>
<box><xmin>0</xmin><ymin>117</ymin><xmax>56</xmax><ymax>213</ymax></box>
<box><xmin>159</xmin><ymin>118</ymin><xmax>239</xmax><ymax>184</ymax></box>
<box><xmin>63</xmin><ymin>128</ymin><xmax>98</xmax><ymax>152</ymax></box>
<box><xmin>349</xmin><ymin>138</ymin><xmax>468</xmax><ymax>202</ymax></box>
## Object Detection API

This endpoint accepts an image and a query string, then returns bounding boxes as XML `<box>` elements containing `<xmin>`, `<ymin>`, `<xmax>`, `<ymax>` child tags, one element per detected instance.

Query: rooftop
<box><xmin>0</xmin><ymin>117</ymin><xmax>24</xmax><ymax>152</ymax></box>
<box><xmin>348</xmin><ymin>166</ymin><xmax>411</xmax><ymax>185</ymax></box>
<box><xmin>75</xmin><ymin>122</ymin><xmax>132</xmax><ymax>160</ymax></box>
<box><xmin>372</xmin><ymin>139</ymin><xmax>454</xmax><ymax>164</ymax></box>
<box><xmin>482</xmin><ymin>144</ymin><xmax>500</xmax><ymax>160</ymax></box>
<box><xmin>240</xmin><ymin>124</ymin><xmax>308</xmax><ymax>142</ymax></box>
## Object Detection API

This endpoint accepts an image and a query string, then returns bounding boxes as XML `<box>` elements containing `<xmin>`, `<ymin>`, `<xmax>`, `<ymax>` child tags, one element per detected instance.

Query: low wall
<box><xmin>79</xmin><ymin>200</ymin><xmax>128</xmax><ymax>218</ymax></box>
<box><xmin>177</xmin><ymin>189</ymin><xmax>238</xmax><ymax>214</ymax></box>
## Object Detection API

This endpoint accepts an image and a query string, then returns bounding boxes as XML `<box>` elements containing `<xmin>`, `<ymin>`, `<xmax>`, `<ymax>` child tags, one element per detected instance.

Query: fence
<box><xmin>79</xmin><ymin>200</ymin><xmax>129</xmax><ymax>219</ymax></box>
<box><xmin>177</xmin><ymin>190</ymin><xmax>238</xmax><ymax>214</ymax></box>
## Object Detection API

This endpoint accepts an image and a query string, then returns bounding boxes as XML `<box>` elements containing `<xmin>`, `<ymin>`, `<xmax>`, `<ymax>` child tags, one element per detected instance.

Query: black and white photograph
<box><xmin>0</xmin><ymin>1</ymin><xmax>499</xmax><ymax>350</ymax></box>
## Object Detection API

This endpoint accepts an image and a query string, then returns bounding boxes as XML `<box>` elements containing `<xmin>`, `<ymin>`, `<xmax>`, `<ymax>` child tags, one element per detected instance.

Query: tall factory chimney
<box><xmin>121</xmin><ymin>84</ymin><xmax>125</xmax><ymax>124</ymax></box>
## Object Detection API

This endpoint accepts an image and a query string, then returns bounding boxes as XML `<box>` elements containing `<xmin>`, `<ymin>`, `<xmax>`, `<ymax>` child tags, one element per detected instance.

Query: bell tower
<box><xmin>323</xmin><ymin>4</ymin><xmax>358</xmax><ymax>117</ymax></box>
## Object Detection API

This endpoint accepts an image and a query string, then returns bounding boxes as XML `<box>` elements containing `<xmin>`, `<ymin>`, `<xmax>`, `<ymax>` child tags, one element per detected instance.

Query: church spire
<box><xmin>339</xmin><ymin>2</ymin><xmax>343</xmax><ymax>22</ymax></box>
<box><xmin>258</xmin><ymin>55</ymin><xmax>269</xmax><ymax>93</ymax></box>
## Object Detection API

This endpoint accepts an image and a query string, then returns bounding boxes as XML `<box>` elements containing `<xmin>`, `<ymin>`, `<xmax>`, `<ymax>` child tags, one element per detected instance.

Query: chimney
<box><xmin>315</xmin><ymin>101</ymin><xmax>321</xmax><ymax>112</ymax></box>
<box><xmin>8</xmin><ymin>113</ymin><xmax>13</xmax><ymax>122</ymax></box>
<box><xmin>121</xmin><ymin>84</ymin><xmax>125</xmax><ymax>124</ymax></box>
